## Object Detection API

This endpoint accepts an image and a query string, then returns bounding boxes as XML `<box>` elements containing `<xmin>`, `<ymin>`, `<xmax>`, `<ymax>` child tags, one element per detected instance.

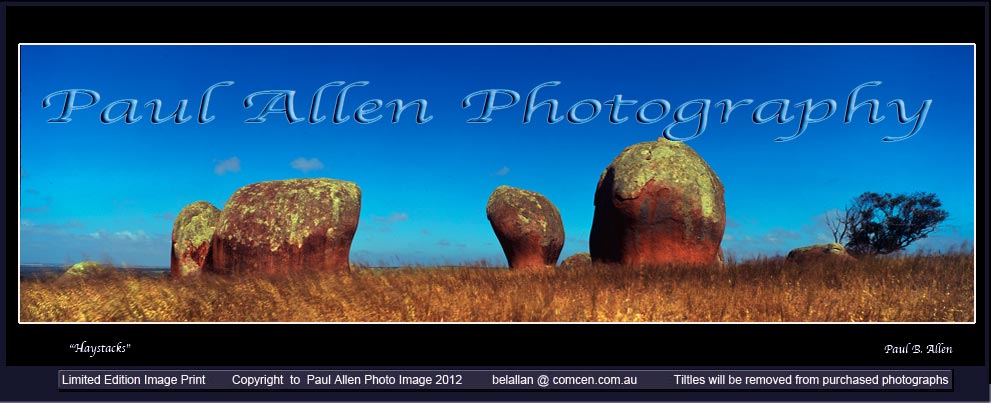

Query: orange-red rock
<box><xmin>589</xmin><ymin>138</ymin><xmax>726</xmax><ymax>267</ymax></box>
<box><xmin>486</xmin><ymin>186</ymin><xmax>564</xmax><ymax>270</ymax></box>
<box><xmin>208</xmin><ymin>178</ymin><xmax>361</xmax><ymax>275</ymax></box>
<box><xmin>170</xmin><ymin>201</ymin><xmax>220</xmax><ymax>278</ymax></box>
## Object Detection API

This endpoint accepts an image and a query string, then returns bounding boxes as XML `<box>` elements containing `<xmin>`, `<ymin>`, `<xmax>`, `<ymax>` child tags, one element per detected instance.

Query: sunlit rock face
<box><xmin>170</xmin><ymin>201</ymin><xmax>220</xmax><ymax>278</ymax></box>
<box><xmin>590</xmin><ymin>138</ymin><xmax>726</xmax><ymax>267</ymax></box>
<box><xmin>209</xmin><ymin>179</ymin><xmax>361</xmax><ymax>275</ymax></box>
<box><xmin>486</xmin><ymin>186</ymin><xmax>565</xmax><ymax>270</ymax></box>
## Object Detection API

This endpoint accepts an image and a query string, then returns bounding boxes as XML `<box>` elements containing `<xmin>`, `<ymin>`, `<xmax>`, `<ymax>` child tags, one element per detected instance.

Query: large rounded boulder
<box><xmin>486</xmin><ymin>186</ymin><xmax>565</xmax><ymax>270</ymax></box>
<box><xmin>786</xmin><ymin>243</ymin><xmax>856</xmax><ymax>264</ymax></box>
<box><xmin>589</xmin><ymin>138</ymin><xmax>726</xmax><ymax>267</ymax></box>
<box><xmin>170</xmin><ymin>201</ymin><xmax>220</xmax><ymax>278</ymax></box>
<box><xmin>209</xmin><ymin>178</ymin><xmax>361</xmax><ymax>275</ymax></box>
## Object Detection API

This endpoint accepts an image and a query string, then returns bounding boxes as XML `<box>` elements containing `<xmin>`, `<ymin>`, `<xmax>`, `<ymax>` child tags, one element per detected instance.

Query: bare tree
<box><xmin>826</xmin><ymin>209</ymin><xmax>851</xmax><ymax>243</ymax></box>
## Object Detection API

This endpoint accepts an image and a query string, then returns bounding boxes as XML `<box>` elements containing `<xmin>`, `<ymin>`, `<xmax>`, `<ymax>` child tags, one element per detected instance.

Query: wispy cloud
<box><xmin>913</xmin><ymin>223</ymin><xmax>973</xmax><ymax>252</ymax></box>
<box><xmin>214</xmin><ymin>157</ymin><xmax>241</xmax><ymax>175</ymax></box>
<box><xmin>762</xmin><ymin>227</ymin><xmax>802</xmax><ymax>245</ymax></box>
<box><xmin>21</xmin><ymin>223</ymin><xmax>169</xmax><ymax>266</ymax></box>
<box><xmin>494</xmin><ymin>166</ymin><xmax>510</xmax><ymax>176</ymax></box>
<box><xmin>290</xmin><ymin>157</ymin><xmax>324</xmax><ymax>173</ymax></box>
<box><xmin>86</xmin><ymin>229</ymin><xmax>151</xmax><ymax>242</ymax></box>
<box><xmin>373</xmin><ymin>212</ymin><xmax>409</xmax><ymax>223</ymax></box>
<box><xmin>23</xmin><ymin>195</ymin><xmax>52</xmax><ymax>214</ymax></box>
<box><xmin>722</xmin><ymin>225</ymin><xmax>805</xmax><ymax>258</ymax></box>
<box><xmin>421</xmin><ymin>229</ymin><xmax>431</xmax><ymax>235</ymax></box>
<box><xmin>21</xmin><ymin>219</ymin><xmax>84</xmax><ymax>232</ymax></box>
<box><xmin>113</xmin><ymin>230</ymin><xmax>150</xmax><ymax>241</ymax></box>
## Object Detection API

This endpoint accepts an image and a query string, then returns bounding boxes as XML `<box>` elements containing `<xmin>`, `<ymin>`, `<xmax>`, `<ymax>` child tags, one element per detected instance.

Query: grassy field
<box><xmin>20</xmin><ymin>252</ymin><xmax>974</xmax><ymax>322</ymax></box>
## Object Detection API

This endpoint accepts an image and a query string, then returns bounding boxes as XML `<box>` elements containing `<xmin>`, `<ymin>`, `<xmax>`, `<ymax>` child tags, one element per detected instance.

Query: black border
<box><xmin>3</xmin><ymin>2</ymin><xmax>988</xmax><ymax>402</ymax></box>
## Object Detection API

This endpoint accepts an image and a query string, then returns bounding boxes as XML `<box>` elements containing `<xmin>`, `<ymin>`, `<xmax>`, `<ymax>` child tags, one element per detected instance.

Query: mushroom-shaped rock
<box><xmin>61</xmin><ymin>261</ymin><xmax>112</xmax><ymax>279</ymax></box>
<box><xmin>589</xmin><ymin>138</ymin><xmax>726</xmax><ymax>267</ymax></box>
<box><xmin>560</xmin><ymin>252</ymin><xmax>592</xmax><ymax>269</ymax></box>
<box><xmin>170</xmin><ymin>201</ymin><xmax>220</xmax><ymax>278</ymax></box>
<box><xmin>209</xmin><ymin>178</ymin><xmax>361</xmax><ymax>275</ymax></box>
<box><xmin>486</xmin><ymin>186</ymin><xmax>565</xmax><ymax>270</ymax></box>
<box><xmin>786</xmin><ymin>243</ymin><xmax>856</xmax><ymax>264</ymax></box>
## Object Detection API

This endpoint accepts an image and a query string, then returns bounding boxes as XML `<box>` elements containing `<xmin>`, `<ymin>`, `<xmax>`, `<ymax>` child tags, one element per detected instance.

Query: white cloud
<box><xmin>291</xmin><ymin>157</ymin><xmax>324</xmax><ymax>173</ymax></box>
<box><xmin>214</xmin><ymin>157</ymin><xmax>241</xmax><ymax>175</ymax></box>
<box><xmin>494</xmin><ymin>166</ymin><xmax>510</xmax><ymax>176</ymax></box>
<box><xmin>113</xmin><ymin>230</ymin><xmax>149</xmax><ymax>241</ymax></box>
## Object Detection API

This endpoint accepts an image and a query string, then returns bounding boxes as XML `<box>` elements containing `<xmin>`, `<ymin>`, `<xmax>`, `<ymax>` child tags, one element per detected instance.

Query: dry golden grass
<box><xmin>20</xmin><ymin>252</ymin><xmax>973</xmax><ymax>322</ymax></box>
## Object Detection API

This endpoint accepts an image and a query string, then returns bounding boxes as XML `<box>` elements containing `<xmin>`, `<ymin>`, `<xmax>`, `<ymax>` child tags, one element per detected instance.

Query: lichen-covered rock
<box><xmin>170</xmin><ymin>201</ymin><xmax>220</xmax><ymax>278</ymax></box>
<box><xmin>786</xmin><ymin>243</ymin><xmax>856</xmax><ymax>264</ymax></box>
<box><xmin>589</xmin><ymin>138</ymin><xmax>726</xmax><ymax>267</ymax></box>
<box><xmin>61</xmin><ymin>261</ymin><xmax>112</xmax><ymax>278</ymax></box>
<box><xmin>209</xmin><ymin>178</ymin><xmax>361</xmax><ymax>275</ymax></box>
<box><xmin>560</xmin><ymin>252</ymin><xmax>592</xmax><ymax>269</ymax></box>
<box><xmin>486</xmin><ymin>186</ymin><xmax>565</xmax><ymax>270</ymax></box>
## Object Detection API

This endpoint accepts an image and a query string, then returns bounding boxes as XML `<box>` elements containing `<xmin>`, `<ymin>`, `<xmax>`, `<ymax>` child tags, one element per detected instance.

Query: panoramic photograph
<box><xmin>18</xmin><ymin>45</ymin><xmax>975</xmax><ymax>323</ymax></box>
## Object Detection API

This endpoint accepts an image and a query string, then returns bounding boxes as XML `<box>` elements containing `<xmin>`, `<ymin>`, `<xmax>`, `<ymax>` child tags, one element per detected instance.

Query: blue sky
<box><xmin>19</xmin><ymin>45</ymin><xmax>975</xmax><ymax>266</ymax></box>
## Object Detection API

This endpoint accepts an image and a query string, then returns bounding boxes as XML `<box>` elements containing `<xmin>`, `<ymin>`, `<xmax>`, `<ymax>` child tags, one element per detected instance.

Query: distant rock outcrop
<box><xmin>486</xmin><ymin>186</ymin><xmax>565</xmax><ymax>270</ymax></box>
<box><xmin>786</xmin><ymin>243</ymin><xmax>856</xmax><ymax>264</ymax></box>
<box><xmin>589</xmin><ymin>138</ymin><xmax>726</xmax><ymax>267</ymax></box>
<box><xmin>560</xmin><ymin>252</ymin><xmax>592</xmax><ymax>269</ymax></box>
<box><xmin>170</xmin><ymin>201</ymin><xmax>220</xmax><ymax>278</ymax></box>
<box><xmin>61</xmin><ymin>261</ymin><xmax>112</xmax><ymax>279</ymax></box>
<box><xmin>209</xmin><ymin>178</ymin><xmax>361</xmax><ymax>275</ymax></box>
